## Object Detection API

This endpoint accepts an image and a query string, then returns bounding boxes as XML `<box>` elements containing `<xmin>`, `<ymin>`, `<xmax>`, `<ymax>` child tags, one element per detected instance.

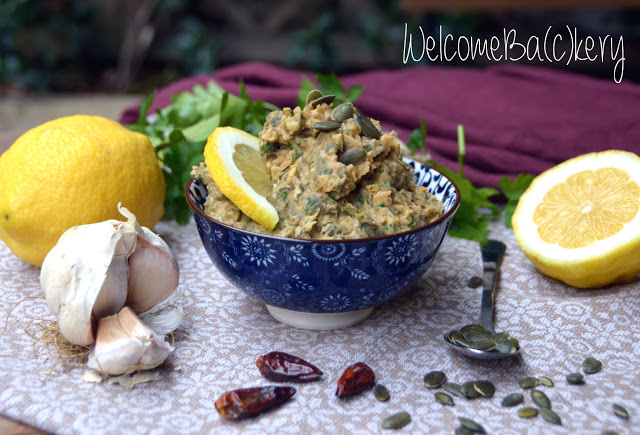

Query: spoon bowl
<box><xmin>444</xmin><ymin>240</ymin><xmax>521</xmax><ymax>360</ymax></box>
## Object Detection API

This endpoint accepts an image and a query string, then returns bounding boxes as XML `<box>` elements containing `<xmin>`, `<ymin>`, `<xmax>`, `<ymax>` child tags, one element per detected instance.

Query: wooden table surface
<box><xmin>0</xmin><ymin>94</ymin><xmax>140</xmax><ymax>435</ymax></box>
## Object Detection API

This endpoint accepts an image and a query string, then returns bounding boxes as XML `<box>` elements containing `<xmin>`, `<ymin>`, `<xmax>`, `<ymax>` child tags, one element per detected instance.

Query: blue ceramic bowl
<box><xmin>186</xmin><ymin>158</ymin><xmax>460</xmax><ymax>329</ymax></box>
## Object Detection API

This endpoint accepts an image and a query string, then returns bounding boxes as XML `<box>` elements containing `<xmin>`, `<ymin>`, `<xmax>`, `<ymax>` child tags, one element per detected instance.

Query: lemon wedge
<box><xmin>512</xmin><ymin>150</ymin><xmax>640</xmax><ymax>288</ymax></box>
<box><xmin>204</xmin><ymin>127</ymin><xmax>278</xmax><ymax>230</ymax></box>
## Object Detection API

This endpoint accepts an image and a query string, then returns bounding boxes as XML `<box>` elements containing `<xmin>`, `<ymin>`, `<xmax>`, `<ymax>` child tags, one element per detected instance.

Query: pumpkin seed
<box><xmin>531</xmin><ymin>389</ymin><xmax>551</xmax><ymax>409</ymax></box>
<box><xmin>443</xmin><ymin>382</ymin><xmax>467</xmax><ymax>398</ymax></box>
<box><xmin>434</xmin><ymin>392</ymin><xmax>454</xmax><ymax>406</ymax></box>
<box><xmin>469</xmin><ymin>338</ymin><xmax>497</xmax><ymax>352</ymax></box>
<box><xmin>460</xmin><ymin>324</ymin><xmax>486</xmax><ymax>334</ymax></box>
<box><xmin>517</xmin><ymin>407</ymin><xmax>539</xmax><ymax>418</ymax></box>
<box><xmin>519</xmin><ymin>377</ymin><xmax>539</xmax><ymax>389</ymax></box>
<box><xmin>566</xmin><ymin>373</ymin><xmax>585</xmax><ymax>385</ymax></box>
<box><xmin>467</xmin><ymin>276</ymin><xmax>483</xmax><ymax>288</ymax></box>
<box><xmin>382</xmin><ymin>411</ymin><xmax>411</xmax><ymax>429</ymax></box>
<box><xmin>310</xmin><ymin>94</ymin><xmax>336</xmax><ymax>108</ymax></box>
<box><xmin>312</xmin><ymin>121</ymin><xmax>341</xmax><ymax>131</ymax></box>
<box><xmin>373</xmin><ymin>384</ymin><xmax>390</xmax><ymax>402</ymax></box>
<box><xmin>448</xmin><ymin>331</ymin><xmax>472</xmax><ymax>348</ymax></box>
<box><xmin>454</xmin><ymin>427</ymin><xmax>474</xmax><ymax>435</ymax></box>
<box><xmin>354</xmin><ymin>113</ymin><xmax>381</xmax><ymax>139</ymax></box>
<box><xmin>331</xmin><ymin>103</ymin><xmax>353</xmax><ymax>122</ymax></box>
<box><xmin>501</xmin><ymin>393</ymin><xmax>524</xmax><ymax>407</ymax></box>
<box><xmin>612</xmin><ymin>403</ymin><xmax>629</xmax><ymax>419</ymax></box>
<box><xmin>458</xmin><ymin>417</ymin><xmax>486</xmax><ymax>433</ymax></box>
<box><xmin>539</xmin><ymin>376</ymin><xmax>554</xmax><ymax>387</ymax></box>
<box><xmin>463</xmin><ymin>331</ymin><xmax>491</xmax><ymax>342</ymax></box>
<box><xmin>305</xmin><ymin>89</ymin><xmax>323</xmax><ymax>106</ymax></box>
<box><xmin>493</xmin><ymin>332</ymin><xmax>509</xmax><ymax>343</ymax></box>
<box><xmin>582</xmin><ymin>356</ymin><xmax>603</xmax><ymax>374</ymax></box>
<box><xmin>601</xmin><ymin>431</ymin><xmax>619</xmax><ymax>435</ymax></box>
<box><xmin>473</xmin><ymin>380</ymin><xmax>495</xmax><ymax>397</ymax></box>
<box><xmin>339</xmin><ymin>147</ymin><xmax>367</xmax><ymax>165</ymax></box>
<box><xmin>504</xmin><ymin>337</ymin><xmax>520</xmax><ymax>350</ymax></box>
<box><xmin>539</xmin><ymin>408</ymin><xmax>562</xmax><ymax>425</ymax></box>
<box><xmin>423</xmin><ymin>370</ymin><xmax>446</xmax><ymax>388</ymax></box>
<box><xmin>461</xmin><ymin>381</ymin><xmax>481</xmax><ymax>399</ymax></box>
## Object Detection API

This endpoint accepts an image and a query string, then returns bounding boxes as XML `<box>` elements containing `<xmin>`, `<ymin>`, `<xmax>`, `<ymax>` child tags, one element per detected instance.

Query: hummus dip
<box><xmin>192</xmin><ymin>97</ymin><xmax>443</xmax><ymax>239</ymax></box>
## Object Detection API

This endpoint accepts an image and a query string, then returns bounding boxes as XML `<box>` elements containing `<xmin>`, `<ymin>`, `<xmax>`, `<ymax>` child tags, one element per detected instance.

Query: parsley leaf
<box><xmin>498</xmin><ymin>173</ymin><xmax>535</xmax><ymax>228</ymax></box>
<box><xmin>406</xmin><ymin>119</ymin><xmax>427</xmax><ymax>155</ymax></box>
<box><xmin>297</xmin><ymin>73</ymin><xmax>364</xmax><ymax>107</ymax></box>
<box><xmin>127</xmin><ymin>80</ymin><xmax>277</xmax><ymax>223</ymax></box>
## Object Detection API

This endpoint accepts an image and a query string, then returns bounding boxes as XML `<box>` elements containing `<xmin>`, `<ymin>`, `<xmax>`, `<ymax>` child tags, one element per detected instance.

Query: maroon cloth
<box><xmin>120</xmin><ymin>61</ymin><xmax>640</xmax><ymax>188</ymax></box>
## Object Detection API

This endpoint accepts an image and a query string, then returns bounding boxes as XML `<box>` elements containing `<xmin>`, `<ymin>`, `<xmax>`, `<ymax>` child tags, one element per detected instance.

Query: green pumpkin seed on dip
<box><xmin>382</xmin><ymin>411</ymin><xmax>411</xmax><ymax>429</ymax></box>
<box><xmin>455</xmin><ymin>427</ymin><xmax>474</xmax><ymax>435</ymax></box>
<box><xmin>517</xmin><ymin>407</ymin><xmax>539</xmax><ymax>418</ymax></box>
<box><xmin>423</xmin><ymin>370</ymin><xmax>446</xmax><ymax>388</ymax></box>
<box><xmin>501</xmin><ymin>393</ymin><xmax>524</xmax><ymax>407</ymax></box>
<box><xmin>601</xmin><ymin>431</ymin><xmax>619</xmax><ymax>435</ymax></box>
<box><xmin>582</xmin><ymin>356</ymin><xmax>603</xmax><ymax>374</ymax></box>
<box><xmin>539</xmin><ymin>408</ymin><xmax>562</xmax><ymax>426</ymax></box>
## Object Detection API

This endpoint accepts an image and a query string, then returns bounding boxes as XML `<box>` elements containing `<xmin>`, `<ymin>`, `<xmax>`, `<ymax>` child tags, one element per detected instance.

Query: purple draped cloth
<box><xmin>120</xmin><ymin>62</ymin><xmax>640</xmax><ymax>188</ymax></box>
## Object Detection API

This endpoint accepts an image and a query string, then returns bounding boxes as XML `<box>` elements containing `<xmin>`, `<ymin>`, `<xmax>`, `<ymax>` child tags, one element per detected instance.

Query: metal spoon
<box><xmin>444</xmin><ymin>240</ymin><xmax>520</xmax><ymax>360</ymax></box>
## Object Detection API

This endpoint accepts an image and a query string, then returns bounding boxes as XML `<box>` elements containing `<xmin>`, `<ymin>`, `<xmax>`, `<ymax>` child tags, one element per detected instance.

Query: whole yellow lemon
<box><xmin>0</xmin><ymin>115</ymin><xmax>165</xmax><ymax>266</ymax></box>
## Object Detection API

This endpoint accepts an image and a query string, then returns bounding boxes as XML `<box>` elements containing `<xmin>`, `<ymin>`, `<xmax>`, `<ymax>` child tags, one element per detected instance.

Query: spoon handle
<box><xmin>478</xmin><ymin>240</ymin><xmax>506</xmax><ymax>333</ymax></box>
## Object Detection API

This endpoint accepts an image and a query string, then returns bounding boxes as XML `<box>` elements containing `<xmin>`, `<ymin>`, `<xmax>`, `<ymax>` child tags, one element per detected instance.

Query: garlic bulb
<box><xmin>87</xmin><ymin>307</ymin><xmax>173</xmax><ymax>375</ymax></box>
<box><xmin>40</xmin><ymin>204</ymin><xmax>180</xmax><ymax>346</ymax></box>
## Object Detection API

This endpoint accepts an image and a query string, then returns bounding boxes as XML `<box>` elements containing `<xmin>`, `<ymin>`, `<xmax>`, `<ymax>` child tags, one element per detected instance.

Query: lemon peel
<box><xmin>512</xmin><ymin>150</ymin><xmax>640</xmax><ymax>288</ymax></box>
<box><xmin>204</xmin><ymin>127</ymin><xmax>278</xmax><ymax>230</ymax></box>
<box><xmin>0</xmin><ymin>115</ymin><xmax>165</xmax><ymax>266</ymax></box>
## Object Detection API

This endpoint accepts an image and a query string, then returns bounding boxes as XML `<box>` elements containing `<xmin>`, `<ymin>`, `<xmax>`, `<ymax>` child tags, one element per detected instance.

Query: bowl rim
<box><xmin>184</xmin><ymin>157</ymin><xmax>461</xmax><ymax>244</ymax></box>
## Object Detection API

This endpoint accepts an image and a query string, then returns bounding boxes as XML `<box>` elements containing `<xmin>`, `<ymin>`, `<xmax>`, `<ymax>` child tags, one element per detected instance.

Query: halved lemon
<box><xmin>512</xmin><ymin>150</ymin><xmax>640</xmax><ymax>288</ymax></box>
<box><xmin>204</xmin><ymin>127</ymin><xmax>278</xmax><ymax>230</ymax></box>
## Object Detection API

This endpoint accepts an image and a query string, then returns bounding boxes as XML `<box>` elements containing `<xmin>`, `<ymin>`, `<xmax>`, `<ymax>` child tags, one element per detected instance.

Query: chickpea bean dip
<box><xmin>191</xmin><ymin>96</ymin><xmax>443</xmax><ymax>239</ymax></box>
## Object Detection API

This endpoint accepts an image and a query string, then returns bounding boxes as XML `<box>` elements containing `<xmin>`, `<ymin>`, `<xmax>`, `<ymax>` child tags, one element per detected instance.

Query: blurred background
<box><xmin>1</xmin><ymin>0</ymin><xmax>639</xmax><ymax>120</ymax></box>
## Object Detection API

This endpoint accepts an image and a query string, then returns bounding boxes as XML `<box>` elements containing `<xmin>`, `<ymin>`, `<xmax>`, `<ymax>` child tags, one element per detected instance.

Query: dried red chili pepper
<box><xmin>335</xmin><ymin>362</ymin><xmax>375</xmax><ymax>398</ymax></box>
<box><xmin>215</xmin><ymin>386</ymin><xmax>296</xmax><ymax>420</ymax></box>
<box><xmin>256</xmin><ymin>351</ymin><xmax>323</xmax><ymax>382</ymax></box>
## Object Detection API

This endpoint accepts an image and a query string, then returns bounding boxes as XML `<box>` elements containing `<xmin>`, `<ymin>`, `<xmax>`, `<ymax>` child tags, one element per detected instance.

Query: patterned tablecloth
<box><xmin>0</xmin><ymin>217</ymin><xmax>638</xmax><ymax>434</ymax></box>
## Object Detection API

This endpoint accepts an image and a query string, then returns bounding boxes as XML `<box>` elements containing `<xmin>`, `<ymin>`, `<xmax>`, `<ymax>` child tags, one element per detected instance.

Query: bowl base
<box><xmin>266</xmin><ymin>305</ymin><xmax>374</xmax><ymax>330</ymax></box>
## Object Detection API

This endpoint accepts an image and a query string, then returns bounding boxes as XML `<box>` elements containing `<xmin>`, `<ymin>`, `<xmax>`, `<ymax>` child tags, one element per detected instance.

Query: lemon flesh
<box><xmin>512</xmin><ymin>150</ymin><xmax>640</xmax><ymax>288</ymax></box>
<box><xmin>204</xmin><ymin>127</ymin><xmax>278</xmax><ymax>230</ymax></box>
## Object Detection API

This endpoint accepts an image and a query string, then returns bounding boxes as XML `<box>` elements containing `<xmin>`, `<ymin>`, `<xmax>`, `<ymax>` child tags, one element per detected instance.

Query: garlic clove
<box><xmin>139</xmin><ymin>306</ymin><xmax>184</xmax><ymax>336</ymax></box>
<box><xmin>126</xmin><ymin>236</ymin><xmax>179</xmax><ymax>313</ymax></box>
<box><xmin>92</xmin><ymin>255</ymin><xmax>129</xmax><ymax>319</ymax></box>
<box><xmin>40</xmin><ymin>220</ymin><xmax>137</xmax><ymax>345</ymax></box>
<box><xmin>87</xmin><ymin>306</ymin><xmax>173</xmax><ymax>375</ymax></box>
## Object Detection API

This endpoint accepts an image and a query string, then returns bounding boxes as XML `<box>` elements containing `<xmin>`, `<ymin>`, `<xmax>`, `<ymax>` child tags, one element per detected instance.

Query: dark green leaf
<box><xmin>136</xmin><ymin>90</ymin><xmax>156</xmax><ymax>125</ymax></box>
<box><xmin>498</xmin><ymin>174</ymin><xmax>535</xmax><ymax>228</ymax></box>
<box><xmin>346</xmin><ymin>85</ymin><xmax>364</xmax><ymax>102</ymax></box>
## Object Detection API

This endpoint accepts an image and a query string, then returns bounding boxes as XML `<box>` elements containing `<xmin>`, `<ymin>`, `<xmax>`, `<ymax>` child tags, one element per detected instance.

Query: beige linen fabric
<box><xmin>0</xmin><ymin>219</ymin><xmax>638</xmax><ymax>434</ymax></box>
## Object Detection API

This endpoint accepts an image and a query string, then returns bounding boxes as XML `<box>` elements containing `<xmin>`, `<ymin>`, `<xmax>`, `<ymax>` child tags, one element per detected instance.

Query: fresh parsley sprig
<box><xmin>297</xmin><ymin>73</ymin><xmax>364</xmax><ymax>108</ymax></box>
<box><xmin>414</xmin><ymin>124</ymin><xmax>533</xmax><ymax>244</ymax></box>
<box><xmin>128</xmin><ymin>81</ymin><xmax>277</xmax><ymax>223</ymax></box>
